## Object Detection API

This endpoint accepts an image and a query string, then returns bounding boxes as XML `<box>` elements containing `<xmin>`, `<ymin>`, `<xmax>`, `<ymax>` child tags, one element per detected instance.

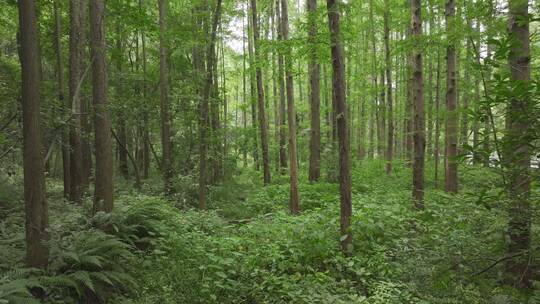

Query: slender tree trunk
<box><xmin>69</xmin><ymin>0</ymin><xmax>84</xmax><ymax>203</ymax></box>
<box><xmin>80</xmin><ymin>0</ymin><xmax>91</xmax><ymax>190</ymax></box>
<box><xmin>251</xmin><ymin>0</ymin><xmax>271</xmax><ymax>185</ymax></box>
<box><xmin>307</xmin><ymin>0</ymin><xmax>321</xmax><ymax>182</ymax></box>
<box><xmin>247</xmin><ymin>12</ymin><xmax>259</xmax><ymax>171</ymax></box>
<box><xmin>90</xmin><ymin>0</ymin><xmax>114</xmax><ymax>214</ymax></box>
<box><xmin>158</xmin><ymin>0</ymin><xmax>172</xmax><ymax>193</ymax></box>
<box><xmin>198</xmin><ymin>0</ymin><xmax>223</xmax><ymax>209</ymax></box>
<box><xmin>53</xmin><ymin>0</ymin><xmax>70</xmax><ymax>199</ymax></box>
<box><xmin>505</xmin><ymin>0</ymin><xmax>531</xmax><ymax>287</ymax></box>
<box><xmin>461</xmin><ymin>19</ymin><xmax>471</xmax><ymax>153</ymax></box>
<box><xmin>280</xmin><ymin>0</ymin><xmax>299</xmax><ymax>214</ymax></box>
<box><xmin>141</xmin><ymin>0</ymin><xmax>150</xmax><ymax>178</ymax></box>
<box><xmin>368</xmin><ymin>0</ymin><xmax>378</xmax><ymax>159</ymax></box>
<box><xmin>444</xmin><ymin>0</ymin><xmax>458</xmax><ymax>193</ymax></box>
<box><xmin>242</xmin><ymin>12</ymin><xmax>248</xmax><ymax>167</ymax></box>
<box><xmin>276</xmin><ymin>0</ymin><xmax>287</xmax><ymax>171</ymax></box>
<box><xmin>411</xmin><ymin>0</ymin><xmax>425</xmax><ymax>208</ymax></box>
<box><xmin>326</xmin><ymin>0</ymin><xmax>352</xmax><ymax>255</ymax></box>
<box><xmin>434</xmin><ymin>49</ymin><xmax>441</xmax><ymax>188</ymax></box>
<box><xmin>378</xmin><ymin>70</ymin><xmax>386</xmax><ymax>158</ymax></box>
<box><xmin>384</xmin><ymin>1</ymin><xmax>393</xmax><ymax>174</ymax></box>
<box><xmin>19</xmin><ymin>0</ymin><xmax>49</xmax><ymax>269</ymax></box>
<box><xmin>116</xmin><ymin>23</ymin><xmax>129</xmax><ymax>179</ymax></box>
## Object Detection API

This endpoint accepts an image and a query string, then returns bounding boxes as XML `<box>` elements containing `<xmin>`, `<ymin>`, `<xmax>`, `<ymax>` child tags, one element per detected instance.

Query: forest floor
<box><xmin>1</xmin><ymin>160</ymin><xmax>539</xmax><ymax>303</ymax></box>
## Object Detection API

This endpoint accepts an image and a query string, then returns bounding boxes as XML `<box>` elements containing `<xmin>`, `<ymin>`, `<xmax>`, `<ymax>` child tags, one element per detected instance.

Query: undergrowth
<box><xmin>1</xmin><ymin>160</ymin><xmax>539</xmax><ymax>303</ymax></box>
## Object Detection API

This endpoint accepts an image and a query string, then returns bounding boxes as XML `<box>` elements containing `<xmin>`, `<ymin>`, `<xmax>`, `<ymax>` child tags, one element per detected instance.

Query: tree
<box><xmin>307</xmin><ymin>0</ymin><xmax>321</xmax><ymax>182</ymax></box>
<box><xmin>326</xmin><ymin>0</ymin><xmax>352</xmax><ymax>255</ymax></box>
<box><xmin>444</xmin><ymin>0</ymin><xmax>458</xmax><ymax>193</ymax></box>
<box><xmin>18</xmin><ymin>0</ymin><xmax>49</xmax><ymax>269</ymax></box>
<box><xmin>53</xmin><ymin>0</ymin><xmax>70</xmax><ymax>200</ymax></box>
<box><xmin>90</xmin><ymin>0</ymin><xmax>114</xmax><ymax>214</ymax></box>
<box><xmin>504</xmin><ymin>0</ymin><xmax>532</xmax><ymax>287</ymax></box>
<box><xmin>411</xmin><ymin>0</ymin><xmax>425</xmax><ymax>208</ymax></box>
<box><xmin>250</xmin><ymin>0</ymin><xmax>271</xmax><ymax>185</ymax></box>
<box><xmin>158</xmin><ymin>0</ymin><xmax>172</xmax><ymax>193</ymax></box>
<box><xmin>69</xmin><ymin>0</ymin><xmax>84</xmax><ymax>203</ymax></box>
<box><xmin>199</xmin><ymin>0</ymin><xmax>223</xmax><ymax>209</ymax></box>
<box><xmin>276</xmin><ymin>0</ymin><xmax>287</xmax><ymax>172</ymax></box>
<box><xmin>384</xmin><ymin>0</ymin><xmax>393</xmax><ymax>174</ymax></box>
<box><xmin>280</xmin><ymin>0</ymin><xmax>299</xmax><ymax>214</ymax></box>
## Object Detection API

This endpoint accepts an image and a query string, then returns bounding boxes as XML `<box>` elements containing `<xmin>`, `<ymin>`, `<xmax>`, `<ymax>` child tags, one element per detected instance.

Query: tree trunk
<box><xmin>198</xmin><ymin>0</ymin><xmax>223</xmax><ymax>209</ymax></box>
<box><xmin>276</xmin><ymin>0</ymin><xmax>287</xmax><ymax>172</ymax></box>
<box><xmin>158</xmin><ymin>0</ymin><xmax>172</xmax><ymax>193</ymax></box>
<box><xmin>116</xmin><ymin>23</ymin><xmax>129</xmax><ymax>179</ymax></box>
<box><xmin>80</xmin><ymin>0</ymin><xmax>91</xmax><ymax>191</ymax></box>
<box><xmin>250</xmin><ymin>0</ymin><xmax>271</xmax><ymax>185</ymax></box>
<box><xmin>307</xmin><ymin>0</ymin><xmax>321</xmax><ymax>182</ymax></box>
<box><xmin>140</xmin><ymin>0</ymin><xmax>150</xmax><ymax>178</ymax></box>
<box><xmin>53</xmin><ymin>0</ymin><xmax>70</xmax><ymax>200</ymax></box>
<box><xmin>504</xmin><ymin>0</ymin><xmax>531</xmax><ymax>287</ymax></box>
<box><xmin>69</xmin><ymin>0</ymin><xmax>85</xmax><ymax>203</ymax></box>
<box><xmin>411</xmin><ymin>0</ymin><xmax>425</xmax><ymax>208</ymax></box>
<box><xmin>247</xmin><ymin>11</ymin><xmax>259</xmax><ymax>171</ymax></box>
<box><xmin>444</xmin><ymin>0</ymin><xmax>458</xmax><ymax>193</ymax></box>
<box><xmin>280</xmin><ymin>0</ymin><xmax>299</xmax><ymax>214</ymax></box>
<box><xmin>90</xmin><ymin>0</ymin><xmax>114</xmax><ymax>214</ymax></box>
<box><xmin>19</xmin><ymin>0</ymin><xmax>49</xmax><ymax>269</ymax></box>
<box><xmin>384</xmin><ymin>0</ymin><xmax>393</xmax><ymax>174</ymax></box>
<box><xmin>326</xmin><ymin>0</ymin><xmax>352</xmax><ymax>255</ymax></box>
<box><xmin>434</xmin><ymin>49</ymin><xmax>441</xmax><ymax>188</ymax></box>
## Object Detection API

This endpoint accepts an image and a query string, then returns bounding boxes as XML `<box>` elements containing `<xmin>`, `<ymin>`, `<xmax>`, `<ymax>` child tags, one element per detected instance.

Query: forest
<box><xmin>0</xmin><ymin>0</ymin><xmax>539</xmax><ymax>302</ymax></box>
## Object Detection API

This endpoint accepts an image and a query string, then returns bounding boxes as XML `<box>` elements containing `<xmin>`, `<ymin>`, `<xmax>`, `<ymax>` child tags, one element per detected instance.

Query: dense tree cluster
<box><xmin>0</xmin><ymin>0</ymin><xmax>538</xmax><ymax>301</ymax></box>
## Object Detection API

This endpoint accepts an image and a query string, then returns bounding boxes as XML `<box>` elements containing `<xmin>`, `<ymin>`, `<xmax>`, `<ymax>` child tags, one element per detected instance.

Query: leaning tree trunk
<box><xmin>326</xmin><ymin>0</ymin><xmax>352</xmax><ymax>256</ymax></box>
<box><xmin>90</xmin><ymin>0</ymin><xmax>114</xmax><ymax>214</ymax></box>
<box><xmin>444</xmin><ymin>0</ymin><xmax>458</xmax><ymax>193</ymax></box>
<box><xmin>280</xmin><ymin>0</ymin><xmax>300</xmax><ymax>214</ymax></box>
<box><xmin>411</xmin><ymin>0</ymin><xmax>425</xmax><ymax>209</ymax></box>
<box><xmin>307</xmin><ymin>0</ymin><xmax>321</xmax><ymax>182</ymax></box>
<box><xmin>19</xmin><ymin>0</ymin><xmax>49</xmax><ymax>269</ymax></box>
<box><xmin>250</xmin><ymin>0</ymin><xmax>271</xmax><ymax>185</ymax></box>
<box><xmin>504</xmin><ymin>0</ymin><xmax>532</xmax><ymax>288</ymax></box>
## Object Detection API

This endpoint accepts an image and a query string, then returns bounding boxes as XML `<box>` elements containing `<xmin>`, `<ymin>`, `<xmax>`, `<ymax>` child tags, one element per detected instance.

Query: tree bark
<box><xmin>158</xmin><ymin>0</ymin><xmax>172</xmax><ymax>193</ymax></box>
<box><xmin>444</xmin><ymin>0</ymin><xmax>458</xmax><ymax>193</ymax></box>
<box><xmin>79</xmin><ymin>0</ymin><xmax>91</xmax><ymax>190</ymax></box>
<box><xmin>307</xmin><ymin>0</ymin><xmax>321</xmax><ymax>182</ymax></box>
<box><xmin>247</xmin><ymin>11</ymin><xmax>260</xmax><ymax>171</ymax></box>
<box><xmin>434</xmin><ymin>49</ymin><xmax>441</xmax><ymax>188</ymax></box>
<box><xmin>411</xmin><ymin>0</ymin><xmax>425</xmax><ymax>208</ymax></box>
<box><xmin>250</xmin><ymin>0</ymin><xmax>271</xmax><ymax>185</ymax></box>
<box><xmin>198</xmin><ymin>0</ymin><xmax>223</xmax><ymax>209</ymax></box>
<box><xmin>504</xmin><ymin>0</ymin><xmax>532</xmax><ymax>287</ymax></box>
<box><xmin>69</xmin><ymin>0</ymin><xmax>84</xmax><ymax>203</ymax></box>
<box><xmin>280</xmin><ymin>0</ymin><xmax>299</xmax><ymax>214</ymax></box>
<box><xmin>90</xmin><ymin>0</ymin><xmax>114</xmax><ymax>214</ymax></box>
<box><xmin>326</xmin><ymin>0</ymin><xmax>352</xmax><ymax>255</ymax></box>
<box><xmin>276</xmin><ymin>0</ymin><xmax>288</xmax><ymax>172</ymax></box>
<box><xmin>19</xmin><ymin>0</ymin><xmax>49</xmax><ymax>269</ymax></box>
<box><xmin>53</xmin><ymin>0</ymin><xmax>70</xmax><ymax>200</ymax></box>
<box><xmin>116</xmin><ymin>23</ymin><xmax>129</xmax><ymax>179</ymax></box>
<box><xmin>384</xmin><ymin>0</ymin><xmax>393</xmax><ymax>174</ymax></box>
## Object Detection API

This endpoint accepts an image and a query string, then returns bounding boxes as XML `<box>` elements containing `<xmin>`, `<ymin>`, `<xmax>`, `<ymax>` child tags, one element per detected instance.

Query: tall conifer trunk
<box><xmin>19</xmin><ymin>0</ymin><xmax>49</xmax><ymax>269</ymax></box>
<box><xmin>90</xmin><ymin>0</ymin><xmax>114</xmax><ymax>214</ymax></box>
